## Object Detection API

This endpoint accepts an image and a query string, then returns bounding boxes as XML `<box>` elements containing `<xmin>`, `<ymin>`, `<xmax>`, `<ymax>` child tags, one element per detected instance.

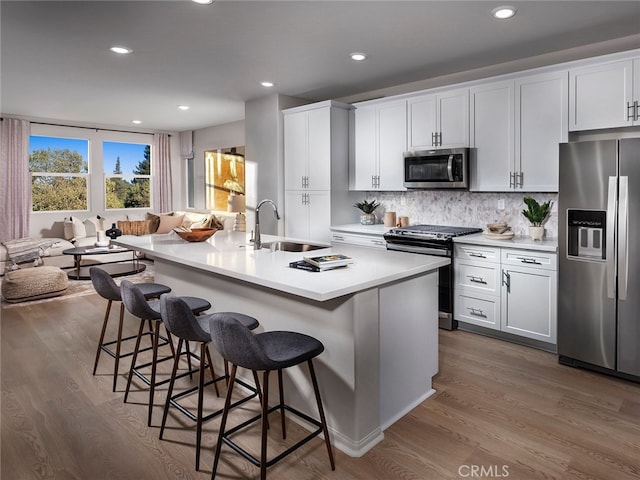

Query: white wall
<box><xmin>190</xmin><ymin>120</ymin><xmax>245</xmax><ymax>211</ymax></box>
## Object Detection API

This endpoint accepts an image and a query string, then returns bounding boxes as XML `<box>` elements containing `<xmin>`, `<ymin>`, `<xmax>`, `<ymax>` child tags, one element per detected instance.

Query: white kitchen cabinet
<box><xmin>284</xmin><ymin>191</ymin><xmax>331</xmax><ymax>243</ymax></box>
<box><xmin>515</xmin><ymin>70</ymin><xmax>568</xmax><ymax>192</ymax></box>
<box><xmin>454</xmin><ymin>244</ymin><xmax>557</xmax><ymax>345</ymax></box>
<box><xmin>283</xmin><ymin>100</ymin><xmax>350</xmax><ymax>243</ymax></box>
<box><xmin>470</xmin><ymin>71</ymin><xmax>567</xmax><ymax>192</ymax></box>
<box><xmin>284</xmin><ymin>105</ymin><xmax>331</xmax><ymax>191</ymax></box>
<box><xmin>469</xmin><ymin>80</ymin><xmax>515</xmax><ymax>191</ymax></box>
<box><xmin>407</xmin><ymin>88</ymin><xmax>469</xmax><ymax>150</ymax></box>
<box><xmin>330</xmin><ymin>231</ymin><xmax>387</xmax><ymax>250</ymax></box>
<box><xmin>569</xmin><ymin>58</ymin><xmax>639</xmax><ymax>131</ymax></box>
<box><xmin>351</xmin><ymin>99</ymin><xmax>407</xmax><ymax>191</ymax></box>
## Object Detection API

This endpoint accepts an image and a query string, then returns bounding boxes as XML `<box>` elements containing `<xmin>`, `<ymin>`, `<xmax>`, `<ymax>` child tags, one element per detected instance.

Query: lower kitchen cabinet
<box><xmin>454</xmin><ymin>244</ymin><xmax>557</xmax><ymax>344</ymax></box>
<box><xmin>284</xmin><ymin>191</ymin><xmax>331</xmax><ymax>243</ymax></box>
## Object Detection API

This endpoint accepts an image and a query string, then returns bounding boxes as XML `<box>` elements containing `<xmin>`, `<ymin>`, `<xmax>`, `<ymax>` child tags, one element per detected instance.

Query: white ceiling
<box><xmin>2</xmin><ymin>1</ymin><xmax>640</xmax><ymax>132</ymax></box>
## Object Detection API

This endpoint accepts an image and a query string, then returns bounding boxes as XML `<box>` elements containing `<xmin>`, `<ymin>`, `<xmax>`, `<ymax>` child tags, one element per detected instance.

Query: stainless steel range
<box><xmin>384</xmin><ymin>224</ymin><xmax>482</xmax><ymax>330</ymax></box>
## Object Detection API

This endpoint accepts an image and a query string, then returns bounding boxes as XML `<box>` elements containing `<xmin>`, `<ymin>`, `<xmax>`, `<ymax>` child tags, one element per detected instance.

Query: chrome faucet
<box><xmin>253</xmin><ymin>199</ymin><xmax>280</xmax><ymax>249</ymax></box>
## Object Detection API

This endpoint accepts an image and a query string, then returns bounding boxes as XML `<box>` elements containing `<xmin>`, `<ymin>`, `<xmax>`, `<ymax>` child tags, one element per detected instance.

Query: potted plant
<box><xmin>521</xmin><ymin>196</ymin><xmax>552</xmax><ymax>240</ymax></box>
<box><xmin>354</xmin><ymin>199</ymin><xmax>380</xmax><ymax>225</ymax></box>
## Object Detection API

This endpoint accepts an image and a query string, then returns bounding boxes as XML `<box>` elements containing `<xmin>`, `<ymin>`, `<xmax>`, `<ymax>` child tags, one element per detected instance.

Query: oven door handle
<box><xmin>447</xmin><ymin>155</ymin><xmax>454</xmax><ymax>181</ymax></box>
<box><xmin>386</xmin><ymin>244</ymin><xmax>450</xmax><ymax>257</ymax></box>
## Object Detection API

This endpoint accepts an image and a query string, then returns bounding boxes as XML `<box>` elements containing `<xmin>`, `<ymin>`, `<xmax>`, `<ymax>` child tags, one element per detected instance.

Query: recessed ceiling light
<box><xmin>491</xmin><ymin>6</ymin><xmax>517</xmax><ymax>19</ymax></box>
<box><xmin>350</xmin><ymin>52</ymin><xmax>367</xmax><ymax>61</ymax></box>
<box><xmin>110</xmin><ymin>46</ymin><xmax>132</xmax><ymax>55</ymax></box>
<box><xmin>132</xmin><ymin>120</ymin><xmax>142</xmax><ymax>124</ymax></box>
<box><xmin>260</xmin><ymin>81</ymin><xmax>275</xmax><ymax>88</ymax></box>
<box><xmin>178</xmin><ymin>105</ymin><xmax>190</xmax><ymax>111</ymax></box>
<box><xmin>192</xmin><ymin>0</ymin><xmax>213</xmax><ymax>4</ymax></box>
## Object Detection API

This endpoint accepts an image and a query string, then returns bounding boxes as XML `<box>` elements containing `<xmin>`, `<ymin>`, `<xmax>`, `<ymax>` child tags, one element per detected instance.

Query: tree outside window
<box><xmin>29</xmin><ymin>136</ymin><xmax>89</xmax><ymax>212</ymax></box>
<box><xmin>104</xmin><ymin>142</ymin><xmax>151</xmax><ymax>209</ymax></box>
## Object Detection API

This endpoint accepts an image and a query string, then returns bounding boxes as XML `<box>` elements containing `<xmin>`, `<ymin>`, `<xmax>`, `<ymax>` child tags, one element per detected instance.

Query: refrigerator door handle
<box><xmin>619</xmin><ymin>176</ymin><xmax>629</xmax><ymax>300</ymax></box>
<box><xmin>606</xmin><ymin>176</ymin><xmax>616</xmax><ymax>299</ymax></box>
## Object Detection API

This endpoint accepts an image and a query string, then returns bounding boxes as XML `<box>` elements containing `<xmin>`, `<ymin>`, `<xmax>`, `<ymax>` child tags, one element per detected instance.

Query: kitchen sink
<box><xmin>261</xmin><ymin>241</ymin><xmax>329</xmax><ymax>252</ymax></box>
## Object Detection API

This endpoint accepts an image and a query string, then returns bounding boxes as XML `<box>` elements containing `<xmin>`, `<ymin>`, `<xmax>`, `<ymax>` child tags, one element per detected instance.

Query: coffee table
<box><xmin>62</xmin><ymin>246</ymin><xmax>146</xmax><ymax>280</ymax></box>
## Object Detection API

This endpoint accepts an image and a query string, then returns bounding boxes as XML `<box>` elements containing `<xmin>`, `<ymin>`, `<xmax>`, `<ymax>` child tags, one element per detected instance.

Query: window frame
<box><xmin>103</xmin><ymin>140</ymin><xmax>152</xmax><ymax>210</ymax></box>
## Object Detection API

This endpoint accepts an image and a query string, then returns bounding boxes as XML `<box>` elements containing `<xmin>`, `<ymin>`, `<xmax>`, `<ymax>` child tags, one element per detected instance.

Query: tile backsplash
<box><xmin>367</xmin><ymin>191</ymin><xmax>558</xmax><ymax>239</ymax></box>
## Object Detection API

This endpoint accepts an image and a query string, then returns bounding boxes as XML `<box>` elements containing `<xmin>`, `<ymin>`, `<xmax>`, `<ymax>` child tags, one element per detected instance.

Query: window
<box><xmin>29</xmin><ymin>135</ymin><xmax>89</xmax><ymax>212</ymax></box>
<box><xmin>103</xmin><ymin>141</ymin><xmax>151</xmax><ymax>209</ymax></box>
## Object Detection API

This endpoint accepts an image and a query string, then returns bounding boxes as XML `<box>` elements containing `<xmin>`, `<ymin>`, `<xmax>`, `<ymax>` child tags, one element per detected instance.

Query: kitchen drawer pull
<box><xmin>517</xmin><ymin>256</ymin><xmax>541</xmax><ymax>265</ymax></box>
<box><xmin>332</xmin><ymin>235</ymin><xmax>345</xmax><ymax>241</ymax></box>
<box><xmin>469</xmin><ymin>252</ymin><xmax>487</xmax><ymax>259</ymax></box>
<box><xmin>371</xmin><ymin>239</ymin><xmax>385</xmax><ymax>245</ymax></box>
<box><xmin>467</xmin><ymin>275</ymin><xmax>487</xmax><ymax>284</ymax></box>
<box><xmin>467</xmin><ymin>307</ymin><xmax>486</xmax><ymax>318</ymax></box>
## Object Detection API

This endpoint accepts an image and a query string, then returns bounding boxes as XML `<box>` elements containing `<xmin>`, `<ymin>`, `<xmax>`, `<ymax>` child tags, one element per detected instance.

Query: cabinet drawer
<box><xmin>454</xmin><ymin>244</ymin><xmax>500</xmax><ymax>263</ymax></box>
<box><xmin>330</xmin><ymin>232</ymin><xmax>387</xmax><ymax>250</ymax></box>
<box><xmin>455</xmin><ymin>291</ymin><xmax>500</xmax><ymax>330</ymax></box>
<box><xmin>501</xmin><ymin>249</ymin><xmax>557</xmax><ymax>271</ymax></box>
<box><xmin>455</xmin><ymin>260</ymin><xmax>500</xmax><ymax>295</ymax></box>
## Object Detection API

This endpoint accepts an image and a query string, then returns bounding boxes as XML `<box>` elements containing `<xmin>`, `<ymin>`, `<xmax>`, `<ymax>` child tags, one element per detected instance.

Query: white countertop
<box><xmin>115</xmin><ymin>231</ymin><xmax>449</xmax><ymax>302</ymax></box>
<box><xmin>330</xmin><ymin>223</ymin><xmax>390</xmax><ymax>236</ymax></box>
<box><xmin>453</xmin><ymin>232</ymin><xmax>558</xmax><ymax>252</ymax></box>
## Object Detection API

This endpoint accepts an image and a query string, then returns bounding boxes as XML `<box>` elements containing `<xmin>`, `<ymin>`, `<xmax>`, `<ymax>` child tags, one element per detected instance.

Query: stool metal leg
<box><xmin>124</xmin><ymin>319</ymin><xmax>146</xmax><ymax>404</ymax></box>
<box><xmin>260</xmin><ymin>370</ymin><xmax>270</xmax><ymax>480</ymax></box>
<box><xmin>212</xmin><ymin>364</ymin><xmax>238</xmax><ymax>480</ymax></box>
<box><xmin>308</xmin><ymin>359</ymin><xmax>335</xmax><ymax>470</ymax></box>
<box><xmin>92</xmin><ymin>299</ymin><xmax>113</xmax><ymax>376</ymax></box>
<box><xmin>277</xmin><ymin>369</ymin><xmax>286</xmax><ymax>438</ymax></box>
<box><xmin>112</xmin><ymin>303</ymin><xmax>126</xmax><ymax>392</ymax></box>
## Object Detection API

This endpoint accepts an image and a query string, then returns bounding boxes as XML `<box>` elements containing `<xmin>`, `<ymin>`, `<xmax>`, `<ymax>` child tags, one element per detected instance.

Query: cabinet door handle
<box><xmin>467</xmin><ymin>307</ymin><xmax>487</xmax><ymax>318</ymax></box>
<box><xmin>438</xmin><ymin>132</ymin><xmax>442</xmax><ymax>146</ymax></box>
<box><xmin>431</xmin><ymin>132</ymin><xmax>436</xmax><ymax>146</ymax></box>
<box><xmin>469</xmin><ymin>252</ymin><xmax>487</xmax><ymax>259</ymax></box>
<box><xmin>517</xmin><ymin>256</ymin><xmax>541</xmax><ymax>265</ymax></box>
<box><xmin>467</xmin><ymin>275</ymin><xmax>487</xmax><ymax>284</ymax></box>
<box><xmin>502</xmin><ymin>270</ymin><xmax>511</xmax><ymax>292</ymax></box>
<box><xmin>517</xmin><ymin>172</ymin><xmax>524</xmax><ymax>188</ymax></box>
<box><xmin>627</xmin><ymin>101</ymin><xmax>638</xmax><ymax>121</ymax></box>
<box><xmin>509</xmin><ymin>171</ymin><xmax>515</xmax><ymax>188</ymax></box>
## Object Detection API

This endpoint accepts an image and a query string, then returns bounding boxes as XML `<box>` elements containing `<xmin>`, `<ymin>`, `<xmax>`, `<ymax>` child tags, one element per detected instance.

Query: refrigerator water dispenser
<box><xmin>567</xmin><ymin>210</ymin><xmax>606</xmax><ymax>260</ymax></box>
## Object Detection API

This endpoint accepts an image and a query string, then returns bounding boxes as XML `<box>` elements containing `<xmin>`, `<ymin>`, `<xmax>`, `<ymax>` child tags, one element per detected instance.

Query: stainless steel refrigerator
<box><xmin>558</xmin><ymin>138</ymin><xmax>640</xmax><ymax>381</ymax></box>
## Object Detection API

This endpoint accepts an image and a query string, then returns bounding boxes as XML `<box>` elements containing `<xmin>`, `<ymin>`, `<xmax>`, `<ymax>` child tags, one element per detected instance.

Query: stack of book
<box><xmin>289</xmin><ymin>254</ymin><xmax>353</xmax><ymax>272</ymax></box>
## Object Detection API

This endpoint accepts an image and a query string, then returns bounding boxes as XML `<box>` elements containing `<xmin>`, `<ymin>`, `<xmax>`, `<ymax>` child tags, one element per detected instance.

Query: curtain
<box><xmin>0</xmin><ymin>118</ymin><xmax>31</xmax><ymax>242</ymax></box>
<box><xmin>152</xmin><ymin>133</ymin><xmax>173</xmax><ymax>213</ymax></box>
<box><xmin>179</xmin><ymin>130</ymin><xmax>194</xmax><ymax>160</ymax></box>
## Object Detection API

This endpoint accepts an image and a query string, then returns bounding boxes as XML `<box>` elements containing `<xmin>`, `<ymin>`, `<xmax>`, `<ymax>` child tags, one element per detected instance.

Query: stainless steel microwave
<box><xmin>403</xmin><ymin>148</ymin><xmax>472</xmax><ymax>189</ymax></box>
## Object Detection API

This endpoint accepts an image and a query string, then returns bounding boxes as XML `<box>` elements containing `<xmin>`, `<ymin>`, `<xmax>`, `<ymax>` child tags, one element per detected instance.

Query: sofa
<box><xmin>1</xmin><ymin>210</ymin><xmax>236</xmax><ymax>275</ymax></box>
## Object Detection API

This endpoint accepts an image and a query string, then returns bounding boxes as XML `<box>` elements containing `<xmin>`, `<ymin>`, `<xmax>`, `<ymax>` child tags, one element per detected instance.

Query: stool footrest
<box><xmin>168</xmin><ymin>376</ymin><xmax>259</xmax><ymax>423</ymax></box>
<box><xmin>222</xmin><ymin>404</ymin><xmax>323</xmax><ymax>469</ymax></box>
<box><xmin>100</xmin><ymin>331</ymin><xmax>168</xmax><ymax>360</ymax></box>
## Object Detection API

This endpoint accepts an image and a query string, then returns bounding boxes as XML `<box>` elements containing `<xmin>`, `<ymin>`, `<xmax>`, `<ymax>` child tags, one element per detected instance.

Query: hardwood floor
<box><xmin>2</xmin><ymin>293</ymin><xmax>639</xmax><ymax>480</ymax></box>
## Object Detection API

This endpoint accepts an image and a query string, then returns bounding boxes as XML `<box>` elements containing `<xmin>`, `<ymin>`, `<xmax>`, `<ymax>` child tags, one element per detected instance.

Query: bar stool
<box><xmin>120</xmin><ymin>280</ymin><xmax>211</xmax><ymax>426</ymax></box>
<box><xmin>158</xmin><ymin>294</ymin><xmax>262</xmax><ymax>470</ymax></box>
<box><xmin>89</xmin><ymin>267</ymin><xmax>172</xmax><ymax>392</ymax></box>
<box><xmin>208</xmin><ymin>315</ymin><xmax>335</xmax><ymax>480</ymax></box>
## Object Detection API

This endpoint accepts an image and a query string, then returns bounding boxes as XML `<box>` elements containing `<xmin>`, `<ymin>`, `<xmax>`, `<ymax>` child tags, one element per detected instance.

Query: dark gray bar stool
<box><xmin>209</xmin><ymin>315</ymin><xmax>335</xmax><ymax>480</ymax></box>
<box><xmin>158</xmin><ymin>294</ymin><xmax>262</xmax><ymax>470</ymax></box>
<box><xmin>89</xmin><ymin>266</ymin><xmax>172</xmax><ymax>392</ymax></box>
<box><xmin>120</xmin><ymin>280</ymin><xmax>211</xmax><ymax>427</ymax></box>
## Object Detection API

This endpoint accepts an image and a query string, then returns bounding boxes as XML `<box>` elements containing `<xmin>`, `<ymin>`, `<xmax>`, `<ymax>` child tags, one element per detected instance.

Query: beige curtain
<box><xmin>152</xmin><ymin>133</ymin><xmax>173</xmax><ymax>213</ymax></box>
<box><xmin>0</xmin><ymin>118</ymin><xmax>31</xmax><ymax>242</ymax></box>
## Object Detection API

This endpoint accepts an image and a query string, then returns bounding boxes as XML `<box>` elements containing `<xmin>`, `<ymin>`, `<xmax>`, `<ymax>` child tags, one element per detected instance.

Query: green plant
<box><xmin>354</xmin><ymin>199</ymin><xmax>380</xmax><ymax>214</ymax></box>
<box><xmin>521</xmin><ymin>196</ymin><xmax>552</xmax><ymax>226</ymax></box>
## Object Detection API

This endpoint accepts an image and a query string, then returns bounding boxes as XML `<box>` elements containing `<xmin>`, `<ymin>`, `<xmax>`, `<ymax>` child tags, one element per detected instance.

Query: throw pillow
<box><xmin>70</xmin><ymin>216</ymin><xmax>87</xmax><ymax>239</ymax></box>
<box><xmin>63</xmin><ymin>218</ymin><xmax>74</xmax><ymax>240</ymax></box>
<box><xmin>156</xmin><ymin>214</ymin><xmax>185</xmax><ymax>234</ymax></box>
<box><xmin>83</xmin><ymin>216</ymin><xmax>101</xmax><ymax>237</ymax></box>
<box><xmin>117</xmin><ymin>220</ymin><xmax>150</xmax><ymax>236</ymax></box>
<box><xmin>146</xmin><ymin>212</ymin><xmax>172</xmax><ymax>234</ymax></box>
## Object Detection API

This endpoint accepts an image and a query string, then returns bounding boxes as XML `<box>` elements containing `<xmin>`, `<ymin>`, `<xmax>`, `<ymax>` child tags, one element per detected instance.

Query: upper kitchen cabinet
<box><xmin>469</xmin><ymin>79</ymin><xmax>514</xmax><ymax>191</ymax></box>
<box><xmin>350</xmin><ymin>99</ymin><xmax>407</xmax><ymax>191</ymax></box>
<box><xmin>470</xmin><ymin>70</ymin><xmax>567</xmax><ymax>192</ymax></box>
<box><xmin>283</xmin><ymin>100</ymin><xmax>351</xmax><ymax>242</ymax></box>
<box><xmin>515</xmin><ymin>70</ymin><xmax>568</xmax><ymax>191</ymax></box>
<box><xmin>569</xmin><ymin>58</ymin><xmax>639</xmax><ymax>131</ymax></box>
<box><xmin>285</xmin><ymin>102</ymin><xmax>337</xmax><ymax>191</ymax></box>
<box><xmin>407</xmin><ymin>88</ymin><xmax>469</xmax><ymax>150</ymax></box>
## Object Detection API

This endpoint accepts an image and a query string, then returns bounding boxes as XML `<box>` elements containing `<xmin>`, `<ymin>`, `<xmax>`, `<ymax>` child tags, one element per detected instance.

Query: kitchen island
<box><xmin>115</xmin><ymin>230</ymin><xmax>449</xmax><ymax>457</ymax></box>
